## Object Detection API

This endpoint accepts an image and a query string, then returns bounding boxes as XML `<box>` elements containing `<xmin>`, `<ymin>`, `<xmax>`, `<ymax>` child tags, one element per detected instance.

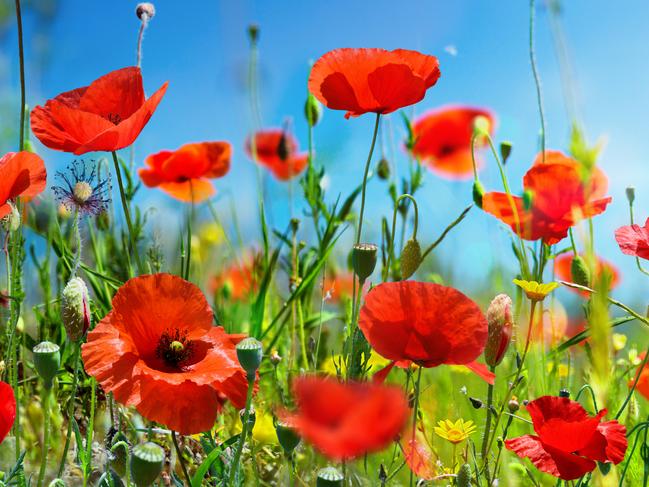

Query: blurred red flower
<box><xmin>82</xmin><ymin>273</ymin><xmax>248</xmax><ymax>435</ymax></box>
<box><xmin>308</xmin><ymin>48</ymin><xmax>440</xmax><ymax>119</ymax></box>
<box><xmin>0</xmin><ymin>151</ymin><xmax>47</xmax><ymax>219</ymax></box>
<box><xmin>615</xmin><ymin>217</ymin><xmax>649</xmax><ymax>260</ymax></box>
<box><xmin>482</xmin><ymin>151</ymin><xmax>611</xmax><ymax>244</ymax></box>
<box><xmin>31</xmin><ymin>67</ymin><xmax>167</xmax><ymax>155</ymax></box>
<box><xmin>359</xmin><ymin>281</ymin><xmax>488</xmax><ymax>367</ymax></box>
<box><xmin>282</xmin><ymin>376</ymin><xmax>408</xmax><ymax>461</ymax></box>
<box><xmin>139</xmin><ymin>141</ymin><xmax>231</xmax><ymax>202</ymax></box>
<box><xmin>505</xmin><ymin>396</ymin><xmax>627</xmax><ymax>480</ymax></box>
<box><xmin>554</xmin><ymin>253</ymin><xmax>620</xmax><ymax>294</ymax></box>
<box><xmin>0</xmin><ymin>381</ymin><xmax>16</xmax><ymax>444</ymax></box>
<box><xmin>210</xmin><ymin>257</ymin><xmax>259</xmax><ymax>301</ymax></box>
<box><xmin>410</xmin><ymin>105</ymin><xmax>495</xmax><ymax>180</ymax></box>
<box><xmin>631</xmin><ymin>354</ymin><xmax>649</xmax><ymax>401</ymax></box>
<box><xmin>246</xmin><ymin>129</ymin><xmax>308</xmax><ymax>180</ymax></box>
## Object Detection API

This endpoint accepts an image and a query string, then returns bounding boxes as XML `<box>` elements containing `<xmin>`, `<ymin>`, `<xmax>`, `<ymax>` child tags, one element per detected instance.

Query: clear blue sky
<box><xmin>4</xmin><ymin>0</ymin><xmax>649</xmax><ymax>307</ymax></box>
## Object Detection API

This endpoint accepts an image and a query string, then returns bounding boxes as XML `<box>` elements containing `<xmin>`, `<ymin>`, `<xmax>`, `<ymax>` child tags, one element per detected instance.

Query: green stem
<box><xmin>529</xmin><ymin>0</ymin><xmax>546</xmax><ymax>159</ymax></box>
<box><xmin>37</xmin><ymin>386</ymin><xmax>51</xmax><ymax>487</ymax></box>
<box><xmin>111</xmin><ymin>151</ymin><xmax>144</xmax><ymax>274</ymax></box>
<box><xmin>172</xmin><ymin>431</ymin><xmax>192</xmax><ymax>486</ymax></box>
<box><xmin>184</xmin><ymin>184</ymin><xmax>194</xmax><ymax>281</ymax></box>
<box><xmin>480</xmin><ymin>368</ymin><xmax>495</xmax><ymax>483</ymax></box>
<box><xmin>83</xmin><ymin>378</ymin><xmax>96</xmax><ymax>487</ymax></box>
<box><xmin>15</xmin><ymin>0</ymin><xmax>25</xmax><ymax>151</ymax></box>
<box><xmin>58</xmin><ymin>344</ymin><xmax>82</xmax><ymax>477</ymax></box>
<box><xmin>420</xmin><ymin>205</ymin><xmax>473</xmax><ymax>262</ymax></box>
<box><xmin>409</xmin><ymin>367</ymin><xmax>423</xmax><ymax>487</ymax></box>
<box><xmin>616</xmin><ymin>342</ymin><xmax>649</xmax><ymax>419</ymax></box>
<box><xmin>229</xmin><ymin>376</ymin><xmax>255</xmax><ymax>485</ymax></box>
<box><xmin>355</xmin><ymin>113</ymin><xmax>381</xmax><ymax>245</ymax></box>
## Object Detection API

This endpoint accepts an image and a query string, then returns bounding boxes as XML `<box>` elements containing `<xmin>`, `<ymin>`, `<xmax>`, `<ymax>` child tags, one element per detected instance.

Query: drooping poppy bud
<box><xmin>570</xmin><ymin>255</ymin><xmax>591</xmax><ymax>287</ymax></box>
<box><xmin>376</xmin><ymin>158</ymin><xmax>391</xmax><ymax>180</ymax></box>
<box><xmin>472</xmin><ymin>180</ymin><xmax>485</xmax><ymax>209</ymax></box>
<box><xmin>236</xmin><ymin>337</ymin><xmax>263</xmax><ymax>380</ymax></box>
<box><xmin>275</xmin><ymin>421</ymin><xmax>301</xmax><ymax>455</ymax></box>
<box><xmin>110</xmin><ymin>431</ymin><xmax>130</xmax><ymax>477</ymax></box>
<box><xmin>33</xmin><ymin>341</ymin><xmax>61</xmax><ymax>389</ymax></box>
<box><xmin>316</xmin><ymin>467</ymin><xmax>344</xmax><ymax>487</ymax></box>
<box><xmin>130</xmin><ymin>442</ymin><xmax>165</xmax><ymax>487</ymax></box>
<box><xmin>484</xmin><ymin>294</ymin><xmax>513</xmax><ymax>367</ymax></box>
<box><xmin>500</xmin><ymin>141</ymin><xmax>513</xmax><ymax>164</ymax></box>
<box><xmin>400</xmin><ymin>238</ymin><xmax>422</xmax><ymax>279</ymax></box>
<box><xmin>352</xmin><ymin>243</ymin><xmax>378</xmax><ymax>283</ymax></box>
<box><xmin>305</xmin><ymin>93</ymin><xmax>322</xmax><ymax>127</ymax></box>
<box><xmin>62</xmin><ymin>277</ymin><xmax>91</xmax><ymax>342</ymax></box>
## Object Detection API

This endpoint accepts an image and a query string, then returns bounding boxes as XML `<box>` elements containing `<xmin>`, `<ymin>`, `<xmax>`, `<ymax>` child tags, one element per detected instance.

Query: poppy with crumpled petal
<box><xmin>615</xmin><ymin>217</ymin><xmax>649</xmax><ymax>260</ymax></box>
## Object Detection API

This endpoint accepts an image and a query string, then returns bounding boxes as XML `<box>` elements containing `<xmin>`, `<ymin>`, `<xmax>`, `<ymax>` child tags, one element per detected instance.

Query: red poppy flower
<box><xmin>210</xmin><ymin>257</ymin><xmax>259</xmax><ymax>301</ymax></box>
<box><xmin>139</xmin><ymin>141</ymin><xmax>231</xmax><ymax>202</ymax></box>
<box><xmin>482</xmin><ymin>151</ymin><xmax>612</xmax><ymax>244</ymax></box>
<box><xmin>410</xmin><ymin>106</ymin><xmax>495</xmax><ymax>180</ymax></box>
<box><xmin>282</xmin><ymin>376</ymin><xmax>408</xmax><ymax>461</ymax></box>
<box><xmin>0</xmin><ymin>381</ymin><xmax>16</xmax><ymax>444</ymax></box>
<box><xmin>359</xmin><ymin>281</ymin><xmax>488</xmax><ymax>367</ymax></box>
<box><xmin>246</xmin><ymin>129</ymin><xmax>308</xmax><ymax>180</ymax></box>
<box><xmin>31</xmin><ymin>67</ymin><xmax>167</xmax><ymax>155</ymax></box>
<box><xmin>308</xmin><ymin>48</ymin><xmax>441</xmax><ymax>119</ymax></box>
<box><xmin>82</xmin><ymin>273</ymin><xmax>248</xmax><ymax>435</ymax></box>
<box><xmin>0</xmin><ymin>151</ymin><xmax>47</xmax><ymax>219</ymax></box>
<box><xmin>554</xmin><ymin>253</ymin><xmax>620</xmax><ymax>295</ymax></box>
<box><xmin>615</xmin><ymin>217</ymin><xmax>649</xmax><ymax>260</ymax></box>
<box><xmin>505</xmin><ymin>396</ymin><xmax>627</xmax><ymax>480</ymax></box>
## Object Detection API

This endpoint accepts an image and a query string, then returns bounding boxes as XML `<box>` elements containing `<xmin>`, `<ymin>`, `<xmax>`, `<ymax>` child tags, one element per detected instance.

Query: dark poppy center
<box><xmin>155</xmin><ymin>328</ymin><xmax>194</xmax><ymax>368</ymax></box>
<box><xmin>437</xmin><ymin>144</ymin><xmax>457</xmax><ymax>157</ymax></box>
<box><xmin>106</xmin><ymin>113</ymin><xmax>123</xmax><ymax>125</ymax></box>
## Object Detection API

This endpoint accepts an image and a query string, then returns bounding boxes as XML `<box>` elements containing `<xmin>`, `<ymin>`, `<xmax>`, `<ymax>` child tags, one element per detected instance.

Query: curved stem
<box><xmin>58</xmin><ymin>344</ymin><xmax>82</xmax><ymax>477</ymax></box>
<box><xmin>229</xmin><ymin>376</ymin><xmax>256</xmax><ymax>485</ymax></box>
<box><xmin>355</xmin><ymin>113</ymin><xmax>381</xmax><ymax>245</ymax></box>
<box><xmin>71</xmin><ymin>209</ymin><xmax>82</xmax><ymax>276</ymax></box>
<box><xmin>37</xmin><ymin>386</ymin><xmax>51</xmax><ymax>487</ymax></box>
<box><xmin>480</xmin><ymin>368</ymin><xmax>495</xmax><ymax>483</ymax></box>
<box><xmin>420</xmin><ymin>205</ymin><xmax>473</xmax><ymax>262</ymax></box>
<box><xmin>529</xmin><ymin>0</ymin><xmax>546</xmax><ymax>159</ymax></box>
<box><xmin>15</xmin><ymin>0</ymin><xmax>25</xmax><ymax>151</ymax></box>
<box><xmin>172</xmin><ymin>431</ymin><xmax>192</xmax><ymax>486</ymax></box>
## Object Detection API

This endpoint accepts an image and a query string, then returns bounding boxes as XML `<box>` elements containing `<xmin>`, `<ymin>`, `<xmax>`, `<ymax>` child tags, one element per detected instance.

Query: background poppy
<box><xmin>0</xmin><ymin>151</ymin><xmax>47</xmax><ymax>219</ymax></box>
<box><xmin>0</xmin><ymin>381</ymin><xmax>16</xmax><ymax>445</ymax></box>
<box><xmin>615</xmin><ymin>217</ymin><xmax>649</xmax><ymax>260</ymax></box>
<box><xmin>246</xmin><ymin>129</ymin><xmax>308</xmax><ymax>180</ymax></box>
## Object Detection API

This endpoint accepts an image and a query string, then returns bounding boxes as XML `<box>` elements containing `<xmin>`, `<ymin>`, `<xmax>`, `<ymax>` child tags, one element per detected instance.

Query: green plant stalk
<box><xmin>36</xmin><ymin>386</ymin><xmax>51</xmax><ymax>487</ymax></box>
<box><xmin>229</xmin><ymin>376</ymin><xmax>256</xmax><ymax>485</ymax></box>
<box><xmin>480</xmin><ymin>367</ymin><xmax>496</xmax><ymax>483</ymax></box>
<box><xmin>58</xmin><ymin>344</ymin><xmax>82</xmax><ymax>477</ymax></box>
<box><xmin>83</xmin><ymin>378</ymin><xmax>97</xmax><ymax>487</ymax></box>
<box><xmin>617</xmin><ymin>343</ymin><xmax>649</xmax><ymax>419</ymax></box>
<box><xmin>529</xmin><ymin>0</ymin><xmax>546</xmax><ymax>160</ymax></box>
<box><xmin>408</xmin><ymin>367</ymin><xmax>423</xmax><ymax>487</ymax></box>
<box><xmin>355</xmin><ymin>113</ymin><xmax>381</xmax><ymax>245</ymax></box>
<box><xmin>172</xmin><ymin>431</ymin><xmax>192</xmax><ymax>485</ymax></box>
<box><xmin>385</xmin><ymin>194</ymin><xmax>418</xmax><ymax>281</ymax></box>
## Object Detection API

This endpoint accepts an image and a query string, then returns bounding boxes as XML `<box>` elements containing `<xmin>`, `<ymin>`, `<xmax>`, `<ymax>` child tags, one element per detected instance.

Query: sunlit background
<box><xmin>1</xmin><ymin>0</ymin><xmax>648</xmax><ymax>314</ymax></box>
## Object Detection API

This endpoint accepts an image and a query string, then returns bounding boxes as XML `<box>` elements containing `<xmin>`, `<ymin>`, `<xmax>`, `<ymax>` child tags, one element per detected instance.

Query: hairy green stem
<box><xmin>230</xmin><ymin>376</ymin><xmax>256</xmax><ymax>485</ymax></box>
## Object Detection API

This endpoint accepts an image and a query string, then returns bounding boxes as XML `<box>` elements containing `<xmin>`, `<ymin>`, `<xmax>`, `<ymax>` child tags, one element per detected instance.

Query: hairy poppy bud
<box><xmin>626</xmin><ymin>187</ymin><xmax>636</xmax><ymax>205</ymax></box>
<box><xmin>400</xmin><ymin>238</ymin><xmax>422</xmax><ymax>280</ymax></box>
<box><xmin>130</xmin><ymin>442</ymin><xmax>164</xmax><ymax>486</ymax></box>
<box><xmin>135</xmin><ymin>3</ymin><xmax>155</xmax><ymax>21</ymax></box>
<box><xmin>110</xmin><ymin>431</ymin><xmax>130</xmax><ymax>477</ymax></box>
<box><xmin>500</xmin><ymin>141</ymin><xmax>513</xmax><ymax>164</ymax></box>
<box><xmin>376</xmin><ymin>158</ymin><xmax>390</xmax><ymax>180</ymax></box>
<box><xmin>316</xmin><ymin>467</ymin><xmax>344</xmax><ymax>487</ymax></box>
<box><xmin>305</xmin><ymin>93</ymin><xmax>322</xmax><ymax>127</ymax></box>
<box><xmin>352</xmin><ymin>243</ymin><xmax>378</xmax><ymax>282</ymax></box>
<box><xmin>485</xmin><ymin>294</ymin><xmax>513</xmax><ymax>367</ymax></box>
<box><xmin>62</xmin><ymin>277</ymin><xmax>91</xmax><ymax>342</ymax></box>
<box><xmin>570</xmin><ymin>255</ymin><xmax>590</xmax><ymax>287</ymax></box>
<box><xmin>472</xmin><ymin>180</ymin><xmax>485</xmax><ymax>209</ymax></box>
<box><xmin>523</xmin><ymin>190</ymin><xmax>534</xmax><ymax>210</ymax></box>
<box><xmin>456</xmin><ymin>463</ymin><xmax>472</xmax><ymax>487</ymax></box>
<box><xmin>236</xmin><ymin>337</ymin><xmax>263</xmax><ymax>380</ymax></box>
<box><xmin>33</xmin><ymin>341</ymin><xmax>61</xmax><ymax>389</ymax></box>
<box><xmin>275</xmin><ymin>421</ymin><xmax>300</xmax><ymax>454</ymax></box>
<box><xmin>269</xmin><ymin>349</ymin><xmax>282</xmax><ymax>365</ymax></box>
<box><xmin>1</xmin><ymin>203</ymin><xmax>21</xmax><ymax>232</ymax></box>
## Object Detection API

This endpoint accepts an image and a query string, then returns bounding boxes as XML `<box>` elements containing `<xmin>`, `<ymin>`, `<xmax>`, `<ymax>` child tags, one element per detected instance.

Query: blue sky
<box><xmin>4</xmin><ymin>0</ymin><xmax>649</xmax><ymax>307</ymax></box>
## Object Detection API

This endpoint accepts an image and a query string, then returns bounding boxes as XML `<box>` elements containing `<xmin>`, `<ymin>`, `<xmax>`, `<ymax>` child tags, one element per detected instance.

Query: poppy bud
<box><xmin>485</xmin><ymin>294</ymin><xmax>513</xmax><ymax>367</ymax></box>
<box><xmin>500</xmin><ymin>141</ymin><xmax>513</xmax><ymax>164</ymax></box>
<box><xmin>110</xmin><ymin>431</ymin><xmax>130</xmax><ymax>477</ymax></box>
<box><xmin>508</xmin><ymin>397</ymin><xmax>520</xmax><ymax>412</ymax></box>
<box><xmin>269</xmin><ymin>349</ymin><xmax>282</xmax><ymax>365</ymax></box>
<box><xmin>352</xmin><ymin>243</ymin><xmax>378</xmax><ymax>282</ymax></box>
<box><xmin>236</xmin><ymin>337</ymin><xmax>263</xmax><ymax>380</ymax></box>
<box><xmin>130</xmin><ymin>442</ymin><xmax>164</xmax><ymax>487</ymax></box>
<box><xmin>472</xmin><ymin>115</ymin><xmax>491</xmax><ymax>138</ymax></box>
<box><xmin>523</xmin><ymin>190</ymin><xmax>534</xmax><ymax>210</ymax></box>
<box><xmin>33</xmin><ymin>341</ymin><xmax>60</xmax><ymax>389</ymax></box>
<box><xmin>248</xmin><ymin>24</ymin><xmax>260</xmax><ymax>44</ymax></box>
<box><xmin>626</xmin><ymin>187</ymin><xmax>636</xmax><ymax>205</ymax></box>
<box><xmin>456</xmin><ymin>463</ymin><xmax>472</xmax><ymax>487</ymax></box>
<box><xmin>305</xmin><ymin>93</ymin><xmax>322</xmax><ymax>127</ymax></box>
<box><xmin>400</xmin><ymin>238</ymin><xmax>422</xmax><ymax>280</ymax></box>
<box><xmin>469</xmin><ymin>397</ymin><xmax>483</xmax><ymax>409</ymax></box>
<box><xmin>62</xmin><ymin>277</ymin><xmax>91</xmax><ymax>342</ymax></box>
<box><xmin>316</xmin><ymin>467</ymin><xmax>344</xmax><ymax>487</ymax></box>
<box><xmin>275</xmin><ymin>421</ymin><xmax>300</xmax><ymax>454</ymax></box>
<box><xmin>570</xmin><ymin>255</ymin><xmax>590</xmax><ymax>287</ymax></box>
<box><xmin>559</xmin><ymin>389</ymin><xmax>570</xmax><ymax>398</ymax></box>
<box><xmin>1</xmin><ymin>203</ymin><xmax>21</xmax><ymax>232</ymax></box>
<box><xmin>135</xmin><ymin>3</ymin><xmax>155</xmax><ymax>21</ymax></box>
<box><xmin>376</xmin><ymin>158</ymin><xmax>390</xmax><ymax>180</ymax></box>
<box><xmin>472</xmin><ymin>180</ymin><xmax>485</xmax><ymax>209</ymax></box>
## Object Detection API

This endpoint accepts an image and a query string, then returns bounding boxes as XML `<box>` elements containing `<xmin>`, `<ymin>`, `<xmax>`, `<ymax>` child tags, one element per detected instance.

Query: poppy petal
<box><xmin>78</xmin><ymin>67</ymin><xmax>146</xmax><ymax>121</ymax></box>
<box><xmin>0</xmin><ymin>381</ymin><xmax>16</xmax><ymax>444</ymax></box>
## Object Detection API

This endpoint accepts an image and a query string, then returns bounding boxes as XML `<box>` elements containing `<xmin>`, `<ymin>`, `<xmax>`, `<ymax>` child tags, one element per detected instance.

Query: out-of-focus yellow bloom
<box><xmin>200</xmin><ymin>222</ymin><xmax>225</xmax><ymax>246</ymax></box>
<box><xmin>434</xmin><ymin>419</ymin><xmax>476</xmax><ymax>444</ymax></box>
<box><xmin>321</xmin><ymin>353</ymin><xmax>390</xmax><ymax>376</ymax></box>
<box><xmin>613</xmin><ymin>333</ymin><xmax>627</xmax><ymax>352</ymax></box>
<box><xmin>513</xmin><ymin>279</ymin><xmax>558</xmax><ymax>302</ymax></box>
<box><xmin>629</xmin><ymin>348</ymin><xmax>642</xmax><ymax>366</ymax></box>
<box><xmin>546</xmin><ymin>362</ymin><xmax>569</xmax><ymax>378</ymax></box>
<box><xmin>234</xmin><ymin>409</ymin><xmax>277</xmax><ymax>444</ymax></box>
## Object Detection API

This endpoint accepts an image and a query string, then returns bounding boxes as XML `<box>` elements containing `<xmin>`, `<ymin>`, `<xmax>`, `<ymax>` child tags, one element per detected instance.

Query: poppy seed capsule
<box><xmin>570</xmin><ymin>255</ymin><xmax>591</xmax><ymax>287</ymax></box>
<box><xmin>305</xmin><ymin>93</ymin><xmax>322</xmax><ymax>127</ymax></box>
<box><xmin>316</xmin><ymin>467</ymin><xmax>344</xmax><ymax>487</ymax></box>
<box><xmin>352</xmin><ymin>243</ymin><xmax>378</xmax><ymax>282</ymax></box>
<box><xmin>33</xmin><ymin>341</ymin><xmax>61</xmax><ymax>389</ymax></box>
<box><xmin>62</xmin><ymin>277</ymin><xmax>91</xmax><ymax>342</ymax></box>
<box><xmin>275</xmin><ymin>421</ymin><xmax>301</xmax><ymax>454</ymax></box>
<box><xmin>485</xmin><ymin>294</ymin><xmax>513</xmax><ymax>367</ymax></box>
<box><xmin>130</xmin><ymin>442</ymin><xmax>164</xmax><ymax>486</ymax></box>
<box><xmin>135</xmin><ymin>3</ymin><xmax>155</xmax><ymax>21</ymax></box>
<box><xmin>626</xmin><ymin>186</ymin><xmax>636</xmax><ymax>205</ymax></box>
<box><xmin>236</xmin><ymin>337</ymin><xmax>263</xmax><ymax>380</ymax></box>
<box><xmin>400</xmin><ymin>238</ymin><xmax>422</xmax><ymax>279</ymax></box>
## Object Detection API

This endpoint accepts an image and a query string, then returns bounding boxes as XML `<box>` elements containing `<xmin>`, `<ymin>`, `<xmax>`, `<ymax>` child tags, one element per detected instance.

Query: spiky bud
<box><xmin>456</xmin><ymin>463</ymin><xmax>472</xmax><ymax>487</ymax></box>
<box><xmin>62</xmin><ymin>277</ymin><xmax>91</xmax><ymax>342</ymax></box>
<box><xmin>400</xmin><ymin>238</ymin><xmax>422</xmax><ymax>279</ymax></box>
<box><xmin>570</xmin><ymin>255</ymin><xmax>590</xmax><ymax>287</ymax></box>
<box><xmin>485</xmin><ymin>294</ymin><xmax>513</xmax><ymax>367</ymax></box>
<box><xmin>376</xmin><ymin>158</ymin><xmax>390</xmax><ymax>180</ymax></box>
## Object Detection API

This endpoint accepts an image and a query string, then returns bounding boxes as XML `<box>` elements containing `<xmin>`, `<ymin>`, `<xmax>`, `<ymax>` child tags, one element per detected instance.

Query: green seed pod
<box><xmin>61</xmin><ymin>277</ymin><xmax>91</xmax><ymax>342</ymax></box>
<box><xmin>236</xmin><ymin>337</ymin><xmax>263</xmax><ymax>380</ymax></box>
<box><xmin>570</xmin><ymin>255</ymin><xmax>591</xmax><ymax>287</ymax></box>
<box><xmin>351</xmin><ymin>243</ymin><xmax>378</xmax><ymax>282</ymax></box>
<box><xmin>500</xmin><ymin>141</ymin><xmax>513</xmax><ymax>164</ymax></box>
<box><xmin>33</xmin><ymin>341</ymin><xmax>61</xmax><ymax>389</ymax></box>
<box><xmin>110</xmin><ymin>431</ymin><xmax>130</xmax><ymax>477</ymax></box>
<box><xmin>305</xmin><ymin>93</ymin><xmax>322</xmax><ymax>127</ymax></box>
<box><xmin>472</xmin><ymin>180</ymin><xmax>485</xmax><ymax>209</ymax></box>
<box><xmin>626</xmin><ymin>187</ymin><xmax>636</xmax><ymax>205</ymax></box>
<box><xmin>316</xmin><ymin>467</ymin><xmax>344</xmax><ymax>487</ymax></box>
<box><xmin>130</xmin><ymin>442</ymin><xmax>164</xmax><ymax>487</ymax></box>
<box><xmin>456</xmin><ymin>463</ymin><xmax>472</xmax><ymax>487</ymax></box>
<box><xmin>376</xmin><ymin>158</ymin><xmax>390</xmax><ymax>180</ymax></box>
<box><xmin>400</xmin><ymin>238</ymin><xmax>422</xmax><ymax>280</ymax></box>
<box><xmin>275</xmin><ymin>421</ymin><xmax>300</xmax><ymax>454</ymax></box>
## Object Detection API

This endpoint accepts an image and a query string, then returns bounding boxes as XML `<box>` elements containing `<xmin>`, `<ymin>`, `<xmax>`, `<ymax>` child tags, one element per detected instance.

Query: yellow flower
<box><xmin>434</xmin><ymin>419</ymin><xmax>476</xmax><ymax>444</ymax></box>
<box><xmin>546</xmin><ymin>362</ymin><xmax>569</xmax><ymax>378</ymax></box>
<box><xmin>513</xmin><ymin>279</ymin><xmax>559</xmax><ymax>302</ymax></box>
<box><xmin>234</xmin><ymin>409</ymin><xmax>277</xmax><ymax>444</ymax></box>
<box><xmin>321</xmin><ymin>353</ymin><xmax>390</xmax><ymax>376</ymax></box>
<box><xmin>613</xmin><ymin>333</ymin><xmax>627</xmax><ymax>352</ymax></box>
<box><xmin>199</xmin><ymin>222</ymin><xmax>225</xmax><ymax>246</ymax></box>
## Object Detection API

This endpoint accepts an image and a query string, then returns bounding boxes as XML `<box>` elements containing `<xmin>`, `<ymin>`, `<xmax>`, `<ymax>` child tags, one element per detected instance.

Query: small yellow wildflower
<box><xmin>322</xmin><ymin>353</ymin><xmax>390</xmax><ymax>376</ymax></box>
<box><xmin>513</xmin><ymin>279</ymin><xmax>559</xmax><ymax>302</ymax></box>
<box><xmin>434</xmin><ymin>419</ymin><xmax>476</xmax><ymax>444</ymax></box>
<box><xmin>546</xmin><ymin>362</ymin><xmax>569</xmax><ymax>378</ymax></box>
<box><xmin>613</xmin><ymin>333</ymin><xmax>627</xmax><ymax>352</ymax></box>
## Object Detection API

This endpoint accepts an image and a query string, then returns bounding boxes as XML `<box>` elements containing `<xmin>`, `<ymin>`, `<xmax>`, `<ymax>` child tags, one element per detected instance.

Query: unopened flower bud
<box><xmin>469</xmin><ymin>397</ymin><xmax>483</xmax><ymax>409</ymax></box>
<box><xmin>500</xmin><ymin>141</ymin><xmax>513</xmax><ymax>164</ymax></box>
<box><xmin>508</xmin><ymin>397</ymin><xmax>520</xmax><ymax>412</ymax></box>
<box><xmin>110</xmin><ymin>431</ymin><xmax>130</xmax><ymax>477</ymax></box>
<box><xmin>135</xmin><ymin>3</ymin><xmax>155</xmax><ymax>21</ymax></box>
<box><xmin>626</xmin><ymin>187</ymin><xmax>636</xmax><ymax>205</ymax></box>
<box><xmin>456</xmin><ymin>463</ymin><xmax>472</xmax><ymax>487</ymax></box>
<box><xmin>305</xmin><ymin>93</ymin><xmax>322</xmax><ymax>127</ymax></box>
<box><xmin>352</xmin><ymin>243</ymin><xmax>377</xmax><ymax>282</ymax></box>
<box><xmin>130</xmin><ymin>442</ymin><xmax>164</xmax><ymax>486</ymax></box>
<box><xmin>316</xmin><ymin>467</ymin><xmax>344</xmax><ymax>487</ymax></box>
<box><xmin>1</xmin><ymin>203</ymin><xmax>21</xmax><ymax>232</ymax></box>
<box><xmin>570</xmin><ymin>255</ymin><xmax>590</xmax><ymax>287</ymax></box>
<box><xmin>400</xmin><ymin>238</ymin><xmax>422</xmax><ymax>280</ymax></box>
<box><xmin>485</xmin><ymin>294</ymin><xmax>513</xmax><ymax>367</ymax></box>
<box><xmin>559</xmin><ymin>388</ymin><xmax>570</xmax><ymax>398</ymax></box>
<box><xmin>248</xmin><ymin>24</ymin><xmax>259</xmax><ymax>44</ymax></box>
<box><xmin>376</xmin><ymin>158</ymin><xmax>390</xmax><ymax>180</ymax></box>
<box><xmin>472</xmin><ymin>115</ymin><xmax>491</xmax><ymax>138</ymax></box>
<box><xmin>33</xmin><ymin>341</ymin><xmax>61</xmax><ymax>389</ymax></box>
<box><xmin>275</xmin><ymin>421</ymin><xmax>301</xmax><ymax>454</ymax></box>
<box><xmin>62</xmin><ymin>277</ymin><xmax>91</xmax><ymax>341</ymax></box>
<box><xmin>269</xmin><ymin>349</ymin><xmax>282</xmax><ymax>365</ymax></box>
<box><xmin>236</xmin><ymin>337</ymin><xmax>263</xmax><ymax>380</ymax></box>
<box><xmin>472</xmin><ymin>180</ymin><xmax>485</xmax><ymax>209</ymax></box>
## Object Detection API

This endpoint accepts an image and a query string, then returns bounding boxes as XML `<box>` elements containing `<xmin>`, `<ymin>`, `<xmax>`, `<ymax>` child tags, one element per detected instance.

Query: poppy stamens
<box><xmin>107</xmin><ymin>113</ymin><xmax>123</xmax><ymax>125</ymax></box>
<box><xmin>156</xmin><ymin>328</ymin><xmax>194</xmax><ymax>368</ymax></box>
